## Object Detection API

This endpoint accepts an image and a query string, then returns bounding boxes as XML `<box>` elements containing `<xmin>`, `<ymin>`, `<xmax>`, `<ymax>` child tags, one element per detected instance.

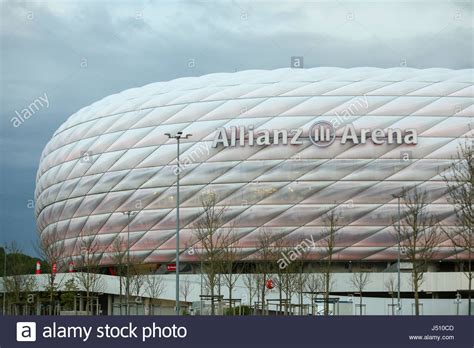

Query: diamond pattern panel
<box><xmin>35</xmin><ymin>67</ymin><xmax>473</xmax><ymax>264</ymax></box>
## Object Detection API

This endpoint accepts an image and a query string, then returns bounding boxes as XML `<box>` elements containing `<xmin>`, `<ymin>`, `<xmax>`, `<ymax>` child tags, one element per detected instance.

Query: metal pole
<box><xmin>165</xmin><ymin>131</ymin><xmax>191</xmax><ymax>316</ymax></box>
<box><xmin>176</xmin><ymin>136</ymin><xmax>180</xmax><ymax>315</ymax></box>
<box><xmin>397</xmin><ymin>196</ymin><xmax>401</xmax><ymax>315</ymax></box>
<box><xmin>2</xmin><ymin>246</ymin><xmax>6</xmax><ymax>315</ymax></box>
<box><xmin>468</xmin><ymin>249</ymin><xmax>472</xmax><ymax>316</ymax></box>
<box><xmin>122</xmin><ymin>210</ymin><xmax>136</xmax><ymax>315</ymax></box>
<box><xmin>127</xmin><ymin>212</ymin><xmax>130</xmax><ymax>316</ymax></box>
<box><xmin>200</xmin><ymin>258</ymin><xmax>203</xmax><ymax>315</ymax></box>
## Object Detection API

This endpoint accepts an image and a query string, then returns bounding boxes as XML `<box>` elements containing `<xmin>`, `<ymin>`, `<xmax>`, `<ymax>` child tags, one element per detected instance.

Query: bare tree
<box><xmin>193</xmin><ymin>192</ymin><xmax>230</xmax><ymax>315</ymax></box>
<box><xmin>350</xmin><ymin>272</ymin><xmax>371</xmax><ymax>315</ymax></box>
<box><xmin>295</xmin><ymin>239</ymin><xmax>311</xmax><ymax>315</ymax></box>
<box><xmin>110</xmin><ymin>236</ymin><xmax>127</xmax><ymax>314</ymax></box>
<box><xmin>220</xmin><ymin>236</ymin><xmax>241</xmax><ymax>315</ymax></box>
<box><xmin>256</xmin><ymin>227</ymin><xmax>277</xmax><ymax>315</ymax></box>
<box><xmin>274</xmin><ymin>238</ymin><xmax>305</xmax><ymax>315</ymax></box>
<box><xmin>245</xmin><ymin>272</ymin><xmax>264</xmax><ymax>315</ymax></box>
<box><xmin>3</xmin><ymin>243</ymin><xmax>37</xmax><ymax>315</ymax></box>
<box><xmin>441</xmin><ymin>141</ymin><xmax>473</xmax><ymax>315</ymax></box>
<box><xmin>74</xmin><ymin>237</ymin><xmax>104</xmax><ymax>315</ymax></box>
<box><xmin>243</xmin><ymin>273</ymin><xmax>257</xmax><ymax>311</ymax></box>
<box><xmin>4</xmin><ymin>275</ymin><xmax>37</xmax><ymax>315</ymax></box>
<box><xmin>60</xmin><ymin>277</ymin><xmax>79</xmax><ymax>312</ymax></box>
<box><xmin>394</xmin><ymin>188</ymin><xmax>441</xmax><ymax>316</ymax></box>
<box><xmin>304</xmin><ymin>273</ymin><xmax>322</xmax><ymax>315</ymax></box>
<box><xmin>273</xmin><ymin>237</ymin><xmax>286</xmax><ymax>315</ymax></box>
<box><xmin>280</xmin><ymin>268</ymin><xmax>298</xmax><ymax>315</ymax></box>
<box><xmin>129</xmin><ymin>264</ymin><xmax>146</xmax><ymax>314</ymax></box>
<box><xmin>36</xmin><ymin>230</ymin><xmax>66</xmax><ymax>315</ymax></box>
<box><xmin>180</xmin><ymin>275</ymin><xmax>193</xmax><ymax>303</ymax></box>
<box><xmin>144</xmin><ymin>275</ymin><xmax>165</xmax><ymax>315</ymax></box>
<box><xmin>319</xmin><ymin>210</ymin><xmax>340</xmax><ymax>315</ymax></box>
<box><xmin>384</xmin><ymin>275</ymin><xmax>397</xmax><ymax>315</ymax></box>
<box><xmin>295</xmin><ymin>273</ymin><xmax>309</xmax><ymax>315</ymax></box>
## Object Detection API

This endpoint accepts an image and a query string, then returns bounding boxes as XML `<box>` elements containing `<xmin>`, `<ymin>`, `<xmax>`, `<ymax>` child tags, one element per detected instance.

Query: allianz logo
<box><xmin>212</xmin><ymin>121</ymin><xmax>418</xmax><ymax>148</ymax></box>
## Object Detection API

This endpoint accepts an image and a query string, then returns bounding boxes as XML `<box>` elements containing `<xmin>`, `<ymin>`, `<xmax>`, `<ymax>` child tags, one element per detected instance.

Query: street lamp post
<box><xmin>392</xmin><ymin>193</ymin><xmax>403</xmax><ymax>315</ymax></box>
<box><xmin>165</xmin><ymin>131</ymin><xmax>192</xmax><ymax>315</ymax></box>
<box><xmin>200</xmin><ymin>257</ymin><xmax>203</xmax><ymax>315</ymax></box>
<box><xmin>122</xmin><ymin>211</ymin><xmax>137</xmax><ymax>315</ymax></box>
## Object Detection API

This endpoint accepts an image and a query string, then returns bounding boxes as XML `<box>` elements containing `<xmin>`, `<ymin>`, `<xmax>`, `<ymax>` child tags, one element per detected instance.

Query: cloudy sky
<box><xmin>1</xmin><ymin>0</ymin><xmax>473</xmax><ymax>255</ymax></box>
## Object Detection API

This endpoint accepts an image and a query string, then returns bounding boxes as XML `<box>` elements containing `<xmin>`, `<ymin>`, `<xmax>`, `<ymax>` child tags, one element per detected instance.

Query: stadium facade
<box><xmin>35</xmin><ymin>67</ymin><xmax>473</xmax><ymax>269</ymax></box>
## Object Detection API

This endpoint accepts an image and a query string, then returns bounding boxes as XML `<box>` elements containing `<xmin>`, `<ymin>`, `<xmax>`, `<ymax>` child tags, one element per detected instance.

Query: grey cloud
<box><xmin>1</xmin><ymin>0</ymin><xmax>472</xmax><ymax>254</ymax></box>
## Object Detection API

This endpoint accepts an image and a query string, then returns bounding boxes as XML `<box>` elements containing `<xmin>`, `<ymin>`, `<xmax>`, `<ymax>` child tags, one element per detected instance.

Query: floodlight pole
<box><xmin>122</xmin><ymin>211</ymin><xmax>137</xmax><ymax>315</ymax></box>
<box><xmin>166</xmin><ymin>131</ymin><xmax>192</xmax><ymax>315</ymax></box>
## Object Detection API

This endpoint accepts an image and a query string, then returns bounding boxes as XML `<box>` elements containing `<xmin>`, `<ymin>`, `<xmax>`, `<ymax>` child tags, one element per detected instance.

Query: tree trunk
<box><xmin>468</xmin><ymin>256</ymin><xmax>472</xmax><ymax>316</ymax></box>
<box><xmin>298</xmin><ymin>274</ymin><xmax>303</xmax><ymax>315</ymax></box>
<box><xmin>86</xmin><ymin>290</ymin><xmax>90</xmax><ymax>315</ymax></box>
<box><xmin>49</xmin><ymin>274</ymin><xmax>55</xmax><ymax>315</ymax></box>
<box><xmin>256</xmin><ymin>282</ymin><xmax>260</xmax><ymax>315</ymax></box>
<box><xmin>299</xmin><ymin>292</ymin><xmax>303</xmax><ymax>315</ymax></box>
<box><xmin>119</xmin><ymin>275</ymin><xmax>123</xmax><ymax>315</ymax></box>
<box><xmin>261</xmin><ymin>273</ymin><xmax>266</xmax><ymax>315</ymax></box>
<box><xmin>324</xmin><ymin>272</ymin><xmax>330</xmax><ymax>315</ymax></box>
<box><xmin>229</xmin><ymin>284</ymin><xmax>233</xmax><ymax>315</ymax></box>
<box><xmin>210</xmin><ymin>278</ymin><xmax>215</xmax><ymax>315</ymax></box>
<box><xmin>413</xmin><ymin>272</ymin><xmax>420</xmax><ymax>316</ymax></box>
<box><xmin>49</xmin><ymin>281</ymin><xmax>53</xmax><ymax>315</ymax></box>
<box><xmin>278</xmin><ymin>275</ymin><xmax>282</xmax><ymax>315</ymax></box>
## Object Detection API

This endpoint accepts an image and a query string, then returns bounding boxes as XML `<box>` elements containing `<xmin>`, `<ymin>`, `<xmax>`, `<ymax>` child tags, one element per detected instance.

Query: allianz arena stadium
<box><xmin>35</xmin><ymin>67</ymin><xmax>473</xmax><ymax>269</ymax></box>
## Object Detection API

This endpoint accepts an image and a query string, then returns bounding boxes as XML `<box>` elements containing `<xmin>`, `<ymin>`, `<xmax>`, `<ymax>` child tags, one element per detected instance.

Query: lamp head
<box><xmin>165</xmin><ymin>131</ymin><xmax>192</xmax><ymax>139</ymax></box>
